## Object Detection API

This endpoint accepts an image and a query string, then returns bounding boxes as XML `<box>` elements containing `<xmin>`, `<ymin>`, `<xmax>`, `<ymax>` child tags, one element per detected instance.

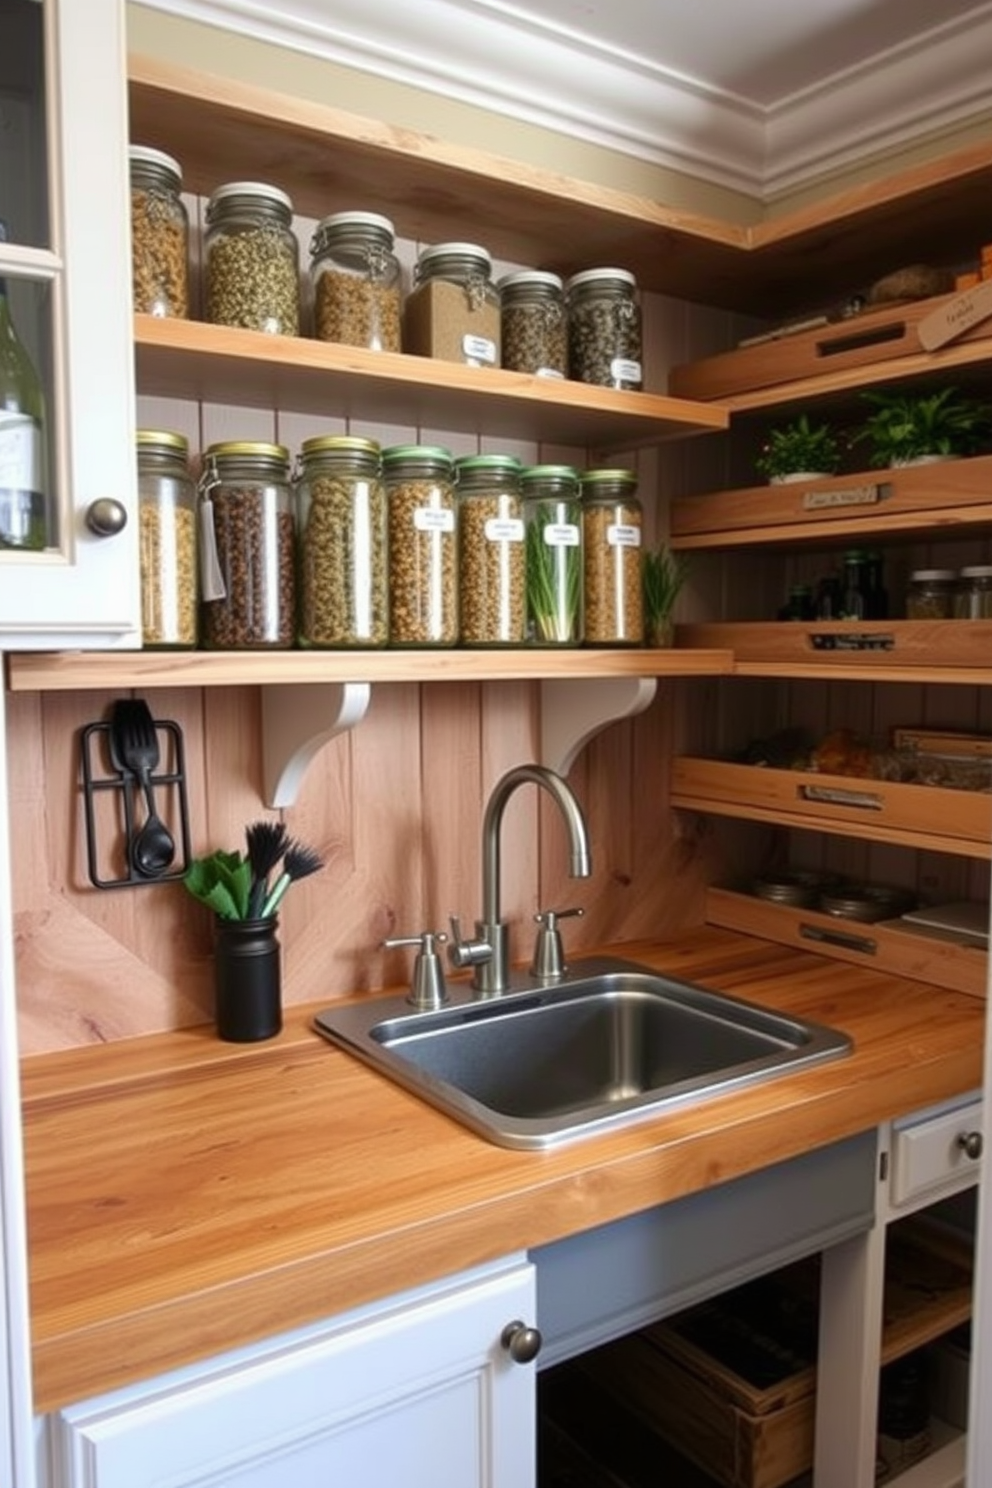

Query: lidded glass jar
<box><xmin>204</xmin><ymin>182</ymin><xmax>300</xmax><ymax>335</ymax></box>
<box><xmin>309</xmin><ymin>211</ymin><xmax>402</xmax><ymax>352</ymax></box>
<box><xmin>906</xmin><ymin>568</ymin><xmax>956</xmax><ymax>619</ymax></box>
<box><xmin>198</xmin><ymin>441</ymin><xmax>296</xmax><ymax>649</ymax></box>
<box><xmin>520</xmin><ymin>463</ymin><xmax>582</xmax><ymax>646</ymax></box>
<box><xmin>580</xmin><ymin>467</ymin><xmax>644</xmax><ymax>645</ymax></box>
<box><xmin>566</xmin><ymin>267</ymin><xmax>642</xmax><ymax>389</ymax></box>
<box><xmin>129</xmin><ymin>146</ymin><xmax>189</xmax><ymax>318</ymax></box>
<box><xmin>382</xmin><ymin>444</ymin><xmax>458</xmax><ymax>646</ymax></box>
<box><xmin>455</xmin><ymin>454</ymin><xmax>526</xmax><ymax>646</ymax></box>
<box><xmin>295</xmin><ymin>435</ymin><xmax>388</xmax><ymax>648</ymax></box>
<box><xmin>136</xmin><ymin>429</ymin><xmax>198</xmax><ymax>649</ymax></box>
<box><xmin>498</xmin><ymin>270</ymin><xmax>566</xmax><ymax>378</ymax></box>
<box><xmin>955</xmin><ymin>564</ymin><xmax>992</xmax><ymax>619</ymax></box>
<box><xmin>403</xmin><ymin>243</ymin><xmax>500</xmax><ymax>367</ymax></box>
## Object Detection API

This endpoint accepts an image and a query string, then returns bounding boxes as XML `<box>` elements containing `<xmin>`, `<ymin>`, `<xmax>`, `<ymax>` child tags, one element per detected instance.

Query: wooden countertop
<box><xmin>21</xmin><ymin>929</ymin><xmax>984</xmax><ymax>1414</ymax></box>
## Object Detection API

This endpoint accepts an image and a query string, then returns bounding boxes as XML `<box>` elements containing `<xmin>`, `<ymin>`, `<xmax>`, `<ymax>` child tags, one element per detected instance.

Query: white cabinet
<box><xmin>48</xmin><ymin>1256</ymin><xmax>537</xmax><ymax>1488</ymax></box>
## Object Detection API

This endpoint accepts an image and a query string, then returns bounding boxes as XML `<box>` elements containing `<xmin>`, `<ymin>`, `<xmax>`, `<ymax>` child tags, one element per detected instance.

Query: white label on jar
<box><xmin>414</xmin><ymin>505</ymin><xmax>455</xmax><ymax>533</ymax></box>
<box><xmin>0</xmin><ymin>412</ymin><xmax>41</xmax><ymax>492</ymax></box>
<box><xmin>462</xmin><ymin>334</ymin><xmax>497</xmax><ymax>365</ymax></box>
<box><xmin>607</xmin><ymin>523</ymin><xmax>641</xmax><ymax>548</ymax></box>
<box><xmin>543</xmin><ymin>523</ymin><xmax>579</xmax><ymax>547</ymax></box>
<box><xmin>484</xmin><ymin>516</ymin><xmax>524</xmax><ymax>543</ymax></box>
<box><xmin>611</xmin><ymin>357</ymin><xmax>642</xmax><ymax>384</ymax></box>
<box><xmin>535</xmin><ymin>367</ymin><xmax>565</xmax><ymax>380</ymax></box>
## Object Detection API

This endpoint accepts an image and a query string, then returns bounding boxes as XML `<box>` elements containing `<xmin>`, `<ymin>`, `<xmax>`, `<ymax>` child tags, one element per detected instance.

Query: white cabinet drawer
<box><xmin>890</xmin><ymin>1094</ymin><xmax>984</xmax><ymax>1208</ymax></box>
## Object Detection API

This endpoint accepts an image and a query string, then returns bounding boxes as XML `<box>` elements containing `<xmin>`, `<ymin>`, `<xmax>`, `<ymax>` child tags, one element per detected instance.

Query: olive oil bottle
<box><xmin>0</xmin><ymin>222</ymin><xmax>47</xmax><ymax>550</ymax></box>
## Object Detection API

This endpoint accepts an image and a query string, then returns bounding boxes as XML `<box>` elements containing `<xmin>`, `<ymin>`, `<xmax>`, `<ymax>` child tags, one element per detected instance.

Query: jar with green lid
<box><xmin>955</xmin><ymin>564</ymin><xmax>992</xmax><ymax>619</ymax></box>
<box><xmin>580</xmin><ymin>468</ymin><xmax>644</xmax><ymax>644</ymax></box>
<box><xmin>295</xmin><ymin>435</ymin><xmax>388</xmax><ymax>648</ymax></box>
<box><xmin>565</xmin><ymin>267</ymin><xmax>642</xmax><ymax>390</ymax></box>
<box><xmin>520</xmin><ymin>464</ymin><xmax>582</xmax><ymax>645</ymax></box>
<box><xmin>205</xmin><ymin>182</ymin><xmax>300</xmax><ymax>335</ymax></box>
<box><xmin>455</xmin><ymin>454</ymin><xmax>526</xmax><ymax>646</ymax></box>
<box><xmin>906</xmin><ymin>568</ymin><xmax>956</xmax><ymax>619</ymax></box>
<box><xmin>309</xmin><ymin>212</ymin><xmax>402</xmax><ymax>352</ymax></box>
<box><xmin>129</xmin><ymin>146</ymin><xmax>189</xmax><ymax>318</ymax></box>
<box><xmin>403</xmin><ymin>243</ymin><xmax>500</xmax><ymax>367</ymax></box>
<box><xmin>498</xmin><ymin>270</ymin><xmax>566</xmax><ymax>378</ymax></box>
<box><xmin>382</xmin><ymin>444</ymin><xmax>458</xmax><ymax>646</ymax></box>
<box><xmin>136</xmin><ymin>429</ymin><xmax>197</xmax><ymax>648</ymax></box>
<box><xmin>198</xmin><ymin>441</ymin><xmax>296</xmax><ymax>649</ymax></box>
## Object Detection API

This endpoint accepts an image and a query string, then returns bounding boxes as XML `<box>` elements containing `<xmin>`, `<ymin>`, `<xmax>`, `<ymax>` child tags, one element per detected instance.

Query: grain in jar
<box><xmin>520</xmin><ymin>464</ymin><xmax>582</xmax><ymax>645</ymax></box>
<box><xmin>309</xmin><ymin>211</ymin><xmax>402</xmax><ymax>351</ymax></box>
<box><xmin>455</xmin><ymin>454</ymin><xmax>526</xmax><ymax>646</ymax></box>
<box><xmin>136</xmin><ymin>429</ymin><xmax>197</xmax><ymax>648</ymax></box>
<box><xmin>199</xmin><ymin>441</ymin><xmax>296</xmax><ymax>649</ymax></box>
<box><xmin>403</xmin><ymin>243</ymin><xmax>500</xmax><ymax>367</ymax></box>
<box><xmin>129</xmin><ymin>146</ymin><xmax>189</xmax><ymax>318</ymax></box>
<box><xmin>906</xmin><ymin>568</ymin><xmax>956</xmax><ymax>619</ymax></box>
<box><xmin>205</xmin><ymin>182</ymin><xmax>300</xmax><ymax>335</ymax></box>
<box><xmin>383</xmin><ymin>445</ymin><xmax>458</xmax><ymax>646</ymax></box>
<box><xmin>498</xmin><ymin>270</ymin><xmax>566</xmax><ymax>378</ymax></box>
<box><xmin>580</xmin><ymin>467</ymin><xmax>644</xmax><ymax>645</ymax></box>
<box><xmin>295</xmin><ymin>435</ymin><xmax>388</xmax><ymax>648</ymax></box>
<box><xmin>566</xmin><ymin>267</ymin><xmax>642</xmax><ymax>389</ymax></box>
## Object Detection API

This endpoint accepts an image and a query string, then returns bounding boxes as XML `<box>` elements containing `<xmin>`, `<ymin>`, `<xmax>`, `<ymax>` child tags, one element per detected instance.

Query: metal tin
<box><xmin>295</xmin><ymin>435</ymin><xmax>388</xmax><ymax>648</ymax></box>
<box><xmin>751</xmin><ymin>868</ymin><xmax>847</xmax><ymax>908</ymax></box>
<box><xmin>136</xmin><ymin>429</ymin><xmax>198</xmax><ymax>648</ymax></box>
<box><xmin>382</xmin><ymin>444</ymin><xmax>458</xmax><ymax>646</ymax></box>
<box><xmin>129</xmin><ymin>146</ymin><xmax>189</xmax><ymax>318</ymax></box>
<box><xmin>205</xmin><ymin>181</ymin><xmax>300</xmax><ymax>335</ymax></box>
<box><xmin>309</xmin><ymin>211</ymin><xmax>402</xmax><ymax>351</ymax></box>
<box><xmin>455</xmin><ymin>454</ymin><xmax>526</xmax><ymax>646</ymax></box>
<box><xmin>580</xmin><ymin>467</ymin><xmax>644</xmax><ymax>644</ymax></box>
<box><xmin>819</xmin><ymin>883</ymin><xmax>917</xmax><ymax>922</ymax></box>
<box><xmin>520</xmin><ymin>464</ymin><xmax>583</xmax><ymax>646</ymax></box>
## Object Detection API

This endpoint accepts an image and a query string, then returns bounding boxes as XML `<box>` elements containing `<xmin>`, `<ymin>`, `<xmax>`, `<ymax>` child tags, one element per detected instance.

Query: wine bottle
<box><xmin>0</xmin><ymin>221</ymin><xmax>47</xmax><ymax>550</ymax></box>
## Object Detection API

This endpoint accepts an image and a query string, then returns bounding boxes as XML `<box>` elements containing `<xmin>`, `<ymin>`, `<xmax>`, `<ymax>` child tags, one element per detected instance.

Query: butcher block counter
<box><xmin>21</xmin><ymin>928</ymin><xmax>985</xmax><ymax>1414</ymax></box>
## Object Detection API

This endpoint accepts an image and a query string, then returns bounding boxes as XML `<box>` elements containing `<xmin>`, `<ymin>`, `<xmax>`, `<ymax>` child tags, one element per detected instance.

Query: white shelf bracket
<box><xmin>540</xmin><ymin>676</ymin><xmax>657</xmax><ymax>776</ymax></box>
<box><xmin>261</xmin><ymin>682</ymin><xmax>371</xmax><ymax>808</ymax></box>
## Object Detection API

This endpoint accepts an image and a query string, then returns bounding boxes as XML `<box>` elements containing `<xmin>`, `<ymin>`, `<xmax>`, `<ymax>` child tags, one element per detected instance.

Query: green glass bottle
<box><xmin>0</xmin><ymin>223</ymin><xmax>47</xmax><ymax>550</ymax></box>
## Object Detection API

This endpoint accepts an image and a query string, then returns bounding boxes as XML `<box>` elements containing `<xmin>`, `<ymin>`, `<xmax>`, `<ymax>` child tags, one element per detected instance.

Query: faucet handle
<box><xmin>382</xmin><ymin>931</ymin><xmax>449</xmax><ymax>1010</ymax></box>
<box><xmin>530</xmin><ymin>907</ymin><xmax>584</xmax><ymax>981</ymax></box>
<box><xmin>446</xmin><ymin>914</ymin><xmax>493</xmax><ymax>972</ymax></box>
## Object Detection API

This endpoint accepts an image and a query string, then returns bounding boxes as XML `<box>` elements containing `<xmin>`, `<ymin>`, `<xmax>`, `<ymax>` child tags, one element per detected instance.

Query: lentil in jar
<box><xmin>295</xmin><ymin>435</ymin><xmax>388</xmax><ymax>647</ymax></box>
<box><xmin>383</xmin><ymin>445</ymin><xmax>458</xmax><ymax>646</ymax></box>
<box><xmin>580</xmin><ymin>467</ymin><xmax>644</xmax><ymax>644</ymax></box>
<box><xmin>199</xmin><ymin>441</ymin><xmax>296</xmax><ymax>648</ymax></box>
<box><xmin>455</xmin><ymin>454</ymin><xmax>527</xmax><ymax>646</ymax></box>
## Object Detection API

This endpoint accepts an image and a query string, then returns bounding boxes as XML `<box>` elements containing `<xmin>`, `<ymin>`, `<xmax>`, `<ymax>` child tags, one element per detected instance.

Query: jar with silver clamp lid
<box><xmin>309</xmin><ymin>211</ymin><xmax>402</xmax><ymax>351</ymax></box>
<box><xmin>520</xmin><ymin>464</ymin><xmax>582</xmax><ymax>645</ymax></box>
<box><xmin>129</xmin><ymin>146</ymin><xmax>189</xmax><ymax>318</ymax></box>
<box><xmin>566</xmin><ymin>267</ymin><xmax>642</xmax><ymax>389</ymax></box>
<box><xmin>295</xmin><ymin>435</ymin><xmax>388</xmax><ymax>648</ymax></box>
<box><xmin>205</xmin><ymin>181</ymin><xmax>300</xmax><ymax>335</ymax></box>
<box><xmin>580</xmin><ymin>467</ymin><xmax>644</xmax><ymax>644</ymax></box>
<box><xmin>199</xmin><ymin>441</ymin><xmax>296</xmax><ymax>649</ymax></box>
<box><xmin>498</xmin><ymin>269</ymin><xmax>566</xmax><ymax>378</ymax></box>
<box><xmin>455</xmin><ymin>453</ymin><xmax>526</xmax><ymax>646</ymax></box>
<box><xmin>136</xmin><ymin>429</ymin><xmax>198</xmax><ymax>648</ymax></box>
<box><xmin>403</xmin><ymin>242</ymin><xmax>500</xmax><ymax>367</ymax></box>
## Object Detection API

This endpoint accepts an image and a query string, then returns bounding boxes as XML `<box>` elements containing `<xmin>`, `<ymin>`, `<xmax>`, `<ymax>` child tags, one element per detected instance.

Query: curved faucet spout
<box><xmin>482</xmin><ymin>764</ymin><xmax>591</xmax><ymax>926</ymax></box>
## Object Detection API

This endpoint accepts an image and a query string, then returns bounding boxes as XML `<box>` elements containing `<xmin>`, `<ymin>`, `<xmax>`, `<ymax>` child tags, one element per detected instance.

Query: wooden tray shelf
<box><xmin>675</xmin><ymin>621</ymin><xmax>992</xmax><ymax>683</ymax></box>
<box><xmin>671</xmin><ymin>757</ymin><xmax>992</xmax><ymax>858</ymax></box>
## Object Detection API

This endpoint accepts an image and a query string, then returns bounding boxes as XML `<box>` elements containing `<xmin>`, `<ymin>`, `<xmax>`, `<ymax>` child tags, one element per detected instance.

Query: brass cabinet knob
<box><xmin>500</xmin><ymin>1319</ymin><xmax>542</xmax><ymax>1364</ymax></box>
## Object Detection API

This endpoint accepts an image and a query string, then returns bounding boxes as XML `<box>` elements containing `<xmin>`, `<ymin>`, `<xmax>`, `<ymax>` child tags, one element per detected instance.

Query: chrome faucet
<box><xmin>448</xmin><ymin>764</ymin><xmax>592</xmax><ymax>994</ymax></box>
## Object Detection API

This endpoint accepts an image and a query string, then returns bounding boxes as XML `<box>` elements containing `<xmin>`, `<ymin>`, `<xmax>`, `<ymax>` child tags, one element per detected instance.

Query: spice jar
<box><xmin>136</xmin><ymin>429</ymin><xmax>197</xmax><ymax>648</ymax></box>
<box><xmin>455</xmin><ymin>454</ymin><xmax>526</xmax><ymax>646</ymax></box>
<box><xmin>199</xmin><ymin>441</ymin><xmax>296</xmax><ymax>649</ymax></box>
<box><xmin>580</xmin><ymin>468</ymin><xmax>644</xmax><ymax>644</ymax></box>
<box><xmin>955</xmin><ymin>564</ymin><xmax>992</xmax><ymax>619</ymax></box>
<box><xmin>565</xmin><ymin>267</ymin><xmax>642</xmax><ymax>389</ymax></box>
<box><xmin>498</xmin><ymin>270</ymin><xmax>566</xmax><ymax>378</ymax></box>
<box><xmin>382</xmin><ymin>444</ymin><xmax>458</xmax><ymax>646</ymax></box>
<box><xmin>309</xmin><ymin>211</ymin><xmax>402</xmax><ymax>352</ymax></box>
<box><xmin>129</xmin><ymin>146</ymin><xmax>189</xmax><ymax>318</ymax></box>
<box><xmin>906</xmin><ymin>568</ymin><xmax>956</xmax><ymax>619</ymax></box>
<box><xmin>403</xmin><ymin>243</ymin><xmax>500</xmax><ymax>367</ymax></box>
<box><xmin>295</xmin><ymin>435</ymin><xmax>388</xmax><ymax>648</ymax></box>
<box><xmin>205</xmin><ymin>181</ymin><xmax>300</xmax><ymax>335</ymax></box>
<box><xmin>520</xmin><ymin>464</ymin><xmax>582</xmax><ymax>645</ymax></box>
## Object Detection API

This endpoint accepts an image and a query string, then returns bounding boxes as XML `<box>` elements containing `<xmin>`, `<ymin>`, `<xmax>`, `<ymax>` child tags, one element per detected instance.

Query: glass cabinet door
<box><xmin>0</xmin><ymin>0</ymin><xmax>140</xmax><ymax>649</ymax></box>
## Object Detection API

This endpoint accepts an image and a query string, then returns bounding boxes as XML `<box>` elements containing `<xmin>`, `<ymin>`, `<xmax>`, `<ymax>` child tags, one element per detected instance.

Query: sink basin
<box><xmin>313</xmin><ymin>956</ymin><xmax>851</xmax><ymax>1149</ymax></box>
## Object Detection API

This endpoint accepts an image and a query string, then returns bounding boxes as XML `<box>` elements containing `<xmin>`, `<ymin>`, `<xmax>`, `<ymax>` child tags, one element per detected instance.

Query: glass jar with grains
<box><xmin>566</xmin><ymin>267</ymin><xmax>642</xmax><ymax>390</ymax></box>
<box><xmin>382</xmin><ymin>445</ymin><xmax>458</xmax><ymax>646</ymax></box>
<box><xmin>403</xmin><ymin>243</ymin><xmax>500</xmax><ymax>367</ymax></box>
<box><xmin>498</xmin><ymin>270</ymin><xmax>566</xmax><ymax>378</ymax></box>
<box><xmin>198</xmin><ymin>441</ymin><xmax>296</xmax><ymax>649</ymax></box>
<box><xmin>309</xmin><ymin>211</ymin><xmax>402</xmax><ymax>352</ymax></box>
<box><xmin>129</xmin><ymin>146</ymin><xmax>189</xmax><ymax>318</ymax></box>
<box><xmin>136</xmin><ymin>429</ymin><xmax>198</xmax><ymax>648</ymax></box>
<box><xmin>295</xmin><ymin>435</ymin><xmax>388</xmax><ymax>648</ymax></box>
<box><xmin>205</xmin><ymin>181</ymin><xmax>300</xmax><ymax>335</ymax></box>
<box><xmin>520</xmin><ymin>464</ymin><xmax>582</xmax><ymax>646</ymax></box>
<box><xmin>580</xmin><ymin>467</ymin><xmax>644</xmax><ymax>645</ymax></box>
<box><xmin>905</xmin><ymin>568</ymin><xmax>956</xmax><ymax>620</ymax></box>
<box><xmin>455</xmin><ymin>454</ymin><xmax>527</xmax><ymax>646</ymax></box>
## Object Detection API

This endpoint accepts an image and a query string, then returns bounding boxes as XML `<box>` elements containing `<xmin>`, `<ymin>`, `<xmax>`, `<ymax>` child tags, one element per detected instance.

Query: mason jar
<box><xmin>906</xmin><ymin>568</ymin><xmax>956</xmax><ymax>620</ymax></box>
<box><xmin>309</xmin><ymin>211</ymin><xmax>402</xmax><ymax>351</ymax></box>
<box><xmin>955</xmin><ymin>564</ymin><xmax>992</xmax><ymax>619</ymax></box>
<box><xmin>520</xmin><ymin>463</ymin><xmax>582</xmax><ymax>645</ymax></box>
<box><xmin>566</xmin><ymin>267</ymin><xmax>643</xmax><ymax>389</ymax></box>
<box><xmin>129</xmin><ymin>146</ymin><xmax>189</xmax><ymax>318</ymax></box>
<box><xmin>136</xmin><ymin>429</ymin><xmax>198</xmax><ymax>648</ymax></box>
<box><xmin>382</xmin><ymin>444</ymin><xmax>458</xmax><ymax>646</ymax></box>
<box><xmin>455</xmin><ymin>454</ymin><xmax>526</xmax><ymax>646</ymax></box>
<box><xmin>198</xmin><ymin>441</ymin><xmax>296</xmax><ymax>648</ymax></box>
<box><xmin>403</xmin><ymin>242</ymin><xmax>500</xmax><ymax>367</ymax></box>
<box><xmin>580</xmin><ymin>467</ymin><xmax>644</xmax><ymax>644</ymax></box>
<box><xmin>498</xmin><ymin>269</ymin><xmax>566</xmax><ymax>378</ymax></box>
<box><xmin>204</xmin><ymin>181</ymin><xmax>300</xmax><ymax>335</ymax></box>
<box><xmin>295</xmin><ymin>435</ymin><xmax>388</xmax><ymax>648</ymax></box>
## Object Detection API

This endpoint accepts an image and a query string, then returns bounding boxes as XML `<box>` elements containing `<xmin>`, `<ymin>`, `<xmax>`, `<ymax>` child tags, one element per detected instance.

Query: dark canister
<box><xmin>213</xmin><ymin>915</ymin><xmax>282</xmax><ymax>1042</ymax></box>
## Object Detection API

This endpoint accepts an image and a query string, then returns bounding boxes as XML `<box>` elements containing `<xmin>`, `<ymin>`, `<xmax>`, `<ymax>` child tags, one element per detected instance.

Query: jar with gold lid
<box><xmin>295</xmin><ymin>435</ymin><xmax>388</xmax><ymax>647</ymax></box>
<box><xmin>455</xmin><ymin>453</ymin><xmax>526</xmax><ymax>646</ymax></box>
<box><xmin>136</xmin><ymin>429</ymin><xmax>197</xmax><ymax>648</ymax></box>
<box><xmin>382</xmin><ymin>444</ymin><xmax>458</xmax><ymax>646</ymax></box>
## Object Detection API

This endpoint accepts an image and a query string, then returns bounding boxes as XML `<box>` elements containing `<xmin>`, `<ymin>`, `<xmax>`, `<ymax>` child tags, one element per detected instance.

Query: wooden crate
<box><xmin>674</xmin><ymin>621</ymin><xmax>992</xmax><ymax>676</ymax></box>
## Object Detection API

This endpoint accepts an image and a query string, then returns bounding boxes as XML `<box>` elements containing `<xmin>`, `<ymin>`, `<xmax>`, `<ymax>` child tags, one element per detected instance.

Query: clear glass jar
<box><xmin>295</xmin><ymin>435</ymin><xmax>388</xmax><ymax>648</ymax></box>
<box><xmin>520</xmin><ymin>464</ymin><xmax>582</xmax><ymax>645</ymax></box>
<box><xmin>205</xmin><ymin>181</ymin><xmax>300</xmax><ymax>335</ymax></box>
<box><xmin>566</xmin><ymin>267</ymin><xmax>642</xmax><ymax>389</ymax></box>
<box><xmin>906</xmin><ymin>568</ymin><xmax>956</xmax><ymax>619</ymax></box>
<box><xmin>198</xmin><ymin>441</ymin><xmax>296</xmax><ymax>649</ymax></box>
<box><xmin>403</xmin><ymin>242</ymin><xmax>500</xmax><ymax>367</ymax></box>
<box><xmin>498</xmin><ymin>269</ymin><xmax>566</xmax><ymax>378</ymax></box>
<box><xmin>129</xmin><ymin>146</ymin><xmax>189</xmax><ymax>318</ymax></box>
<box><xmin>136</xmin><ymin>429</ymin><xmax>198</xmax><ymax>648</ymax></box>
<box><xmin>580</xmin><ymin>467</ymin><xmax>644</xmax><ymax>645</ymax></box>
<box><xmin>309</xmin><ymin>211</ymin><xmax>402</xmax><ymax>351</ymax></box>
<box><xmin>955</xmin><ymin>564</ymin><xmax>992</xmax><ymax>619</ymax></box>
<box><xmin>382</xmin><ymin>444</ymin><xmax>458</xmax><ymax>646</ymax></box>
<box><xmin>455</xmin><ymin>454</ymin><xmax>526</xmax><ymax>646</ymax></box>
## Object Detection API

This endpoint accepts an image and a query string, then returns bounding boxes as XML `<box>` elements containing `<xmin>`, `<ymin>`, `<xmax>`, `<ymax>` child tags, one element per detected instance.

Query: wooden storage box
<box><xmin>674</xmin><ymin>620</ymin><xmax>992</xmax><ymax>678</ymax></box>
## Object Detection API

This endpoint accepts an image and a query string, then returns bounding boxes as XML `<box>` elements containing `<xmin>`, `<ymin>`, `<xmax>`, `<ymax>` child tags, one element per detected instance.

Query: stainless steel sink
<box><xmin>313</xmin><ymin>956</ymin><xmax>851</xmax><ymax>1150</ymax></box>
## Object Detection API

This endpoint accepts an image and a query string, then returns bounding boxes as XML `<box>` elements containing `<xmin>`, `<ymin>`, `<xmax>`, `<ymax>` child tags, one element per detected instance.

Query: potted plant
<box><xmin>853</xmin><ymin>386</ymin><xmax>991</xmax><ymax>467</ymax></box>
<box><xmin>754</xmin><ymin>414</ymin><xmax>843</xmax><ymax>483</ymax></box>
<box><xmin>642</xmin><ymin>545</ymin><xmax>689</xmax><ymax>647</ymax></box>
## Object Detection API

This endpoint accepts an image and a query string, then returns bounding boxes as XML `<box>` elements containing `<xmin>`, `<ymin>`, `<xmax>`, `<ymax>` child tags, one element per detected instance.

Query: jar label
<box><xmin>607</xmin><ymin>523</ymin><xmax>642</xmax><ymax>548</ymax></box>
<box><xmin>462</xmin><ymin>334</ymin><xmax>497</xmax><ymax>365</ymax></box>
<box><xmin>543</xmin><ymin>523</ymin><xmax>580</xmax><ymax>548</ymax></box>
<box><xmin>414</xmin><ymin>506</ymin><xmax>455</xmax><ymax>533</ymax></box>
<box><xmin>484</xmin><ymin>516</ymin><xmax>524</xmax><ymax>543</ymax></box>
<box><xmin>0</xmin><ymin>412</ymin><xmax>42</xmax><ymax>494</ymax></box>
<box><xmin>611</xmin><ymin>357</ymin><xmax>642</xmax><ymax>383</ymax></box>
<box><xmin>535</xmin><ymin>367</ymin><xmax>565</xmax><ymax>380</ymax></box>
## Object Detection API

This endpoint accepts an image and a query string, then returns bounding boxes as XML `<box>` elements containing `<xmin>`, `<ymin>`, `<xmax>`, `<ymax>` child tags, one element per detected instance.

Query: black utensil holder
<box><xmin>80</xmin><ymin>707</ymin><xmax>192</xmax><ymax>889</ymax></box>
<box><xmin>214</xmin><ymin>916</ymin><xmax>282</xmax><ymax>1042</ymax></box>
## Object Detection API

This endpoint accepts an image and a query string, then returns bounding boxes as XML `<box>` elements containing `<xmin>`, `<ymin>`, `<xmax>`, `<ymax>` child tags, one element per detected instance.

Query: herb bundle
<box><xmin>524</xmin><ymin>502</ymin><xmax>582</xmax><ymax>644</ymax></box>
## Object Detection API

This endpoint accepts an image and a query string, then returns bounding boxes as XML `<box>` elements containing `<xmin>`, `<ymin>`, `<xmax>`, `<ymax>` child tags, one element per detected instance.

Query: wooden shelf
<box><xmin>675</xmin><ymin>621</ymin><xmax>992</xmax><ymax>683</ymax></box>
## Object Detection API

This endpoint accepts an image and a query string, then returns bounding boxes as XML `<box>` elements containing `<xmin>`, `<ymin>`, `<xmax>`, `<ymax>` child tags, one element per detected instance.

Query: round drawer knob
<box><xmin>957</xmin><ymin>1130</ymin><xmax>983</xmax><ymax>1161</ymax></box>
<box><xmin>501</xmin><ymin>1319</ymin><xmax>542</xmax><ymax>1364</ymax></box>
<box><xmin>85</xmin><ymin>498</ymin><xmax>128</xmax><ymax>537</ymax></box>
